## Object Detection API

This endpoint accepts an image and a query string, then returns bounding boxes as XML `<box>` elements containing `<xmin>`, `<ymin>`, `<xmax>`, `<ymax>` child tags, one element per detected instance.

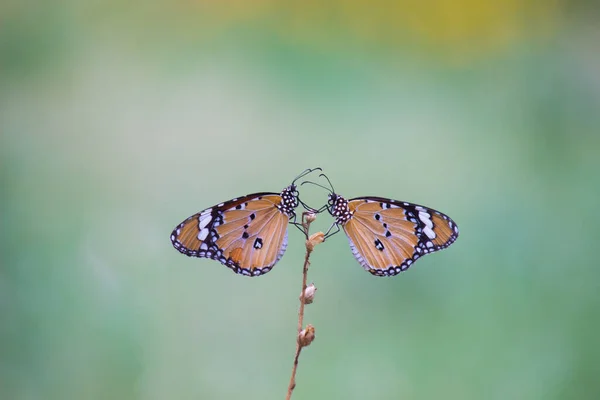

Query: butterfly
<box><xmin>170</xmin><ymin>168</ymin><xmax>320</xmax><ymax>276</ymax></box>
<box><xmin>304</xmin><ymin>175</ymin><xmax>459</xmax><ymax>277</ymax></box>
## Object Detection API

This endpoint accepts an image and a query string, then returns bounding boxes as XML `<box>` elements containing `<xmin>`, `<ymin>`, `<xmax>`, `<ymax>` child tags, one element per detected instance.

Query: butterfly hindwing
<box><xmin>342</xmin><ymin>197</ymin><xmax>459</xmax><ymax>276</ymax></box>
<box><xmin>170</xmin><ymin>192</ymin><xmax>292</xmax><ymax>276</ymax></box>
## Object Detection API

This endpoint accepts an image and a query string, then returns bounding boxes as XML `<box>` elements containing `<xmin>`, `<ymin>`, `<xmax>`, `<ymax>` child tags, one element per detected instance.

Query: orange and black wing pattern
<box><xmin>170</xmin><ymin>187</ymin><xmax>298</xmax><ymax>276</ymax></box>
<box><xmin>329</xmin><ymin>195</ymin><xmax>458</xmax><ymax>276</ymax></box>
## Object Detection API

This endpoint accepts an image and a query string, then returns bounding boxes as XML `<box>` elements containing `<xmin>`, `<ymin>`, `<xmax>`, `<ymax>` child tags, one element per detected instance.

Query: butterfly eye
<box><xmin>327</xmin><ymin>198</ymin><xmax>335</xmax><ymax>214</ymax></box>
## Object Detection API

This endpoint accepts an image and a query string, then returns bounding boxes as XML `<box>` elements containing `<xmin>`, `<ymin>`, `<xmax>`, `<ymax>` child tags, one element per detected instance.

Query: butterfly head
<box><xmin>278</xmin><ymin>184</ymin><xmax>299</xmax><ymax>217</ymax></box>
<box><xmin>328</xmin><ymin>193</ymin><xmax>352</xmax><ymax>224</ymax></box>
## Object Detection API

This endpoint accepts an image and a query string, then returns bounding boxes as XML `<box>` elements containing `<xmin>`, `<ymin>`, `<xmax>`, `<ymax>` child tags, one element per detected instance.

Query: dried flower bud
<box><xmin>306</xmin><ymin>232</ymin><xmax>325</xmax><ymax>252</ymax></box>
<box><xmin>304</xmin><ymin>212</ymin><xmax>317</xmax><ymax>224</ymax></box>
<box><xmin>298</xmin><ymin>324</ymin><xmax>316</xmax><ymax>347</ymax></box>
<box><xmin>300</xmin><ymin>283</ymin><xmax>317</xmax><ymax>304</ymax></box>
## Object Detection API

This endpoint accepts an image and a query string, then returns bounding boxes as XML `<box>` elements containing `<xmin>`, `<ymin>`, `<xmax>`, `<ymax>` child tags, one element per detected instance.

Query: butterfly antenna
<box><xmin>292</xmin><ymin>167</ymin><xmax>322</xmax><ymax>186</ymax></box>
<box><xmin>318</xmin><ymin>173</ymin><xmax>335</xmax><ymax>194</ymax></box>
<box><xmin>299</xmin><ymin>179</ymin><xmax>332</xmax><ymax>213</ymax></box>
<box><xmin>300</xmin><ymin>180</ymin><xmax>333</xmax><ymax>194</ymax></box>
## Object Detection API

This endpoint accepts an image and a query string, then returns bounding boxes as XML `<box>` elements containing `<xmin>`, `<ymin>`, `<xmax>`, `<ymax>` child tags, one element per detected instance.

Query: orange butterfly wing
<box><xmin>170</xmin><ymin>193</ymin><xmax>292</xmax><ymax>276</ymax></box>
<box><xmin>342</xmin><ymin>197</ymin><xmax>458</xmax><ymax>276</ymax></box>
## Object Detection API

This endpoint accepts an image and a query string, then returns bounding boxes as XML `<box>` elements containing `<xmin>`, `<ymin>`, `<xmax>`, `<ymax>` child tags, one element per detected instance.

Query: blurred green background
<box><xmin>2</xmin><ymin>1</ymin><xmax>600</xmax><ymax>399</ymax></box>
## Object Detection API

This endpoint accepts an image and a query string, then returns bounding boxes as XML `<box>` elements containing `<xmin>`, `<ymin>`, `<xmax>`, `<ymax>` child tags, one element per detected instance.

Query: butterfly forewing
<box><xmin>343</xmin><ymin>197</ymin><xmax>458</xmax><ymax>276</ymax></box>
<box><xmin>170</xmin><ymin>192</ymin><xmax>292</xmax><ymax>276</ymax></box>
<box><xmin>215</xmin><ymin>200</ymin><xmax>289</xmax><ymax>271</ymax></box>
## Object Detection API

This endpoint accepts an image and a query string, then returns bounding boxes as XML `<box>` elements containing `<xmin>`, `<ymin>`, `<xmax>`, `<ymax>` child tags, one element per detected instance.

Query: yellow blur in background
<box><xmin>2</xmin><ymin>1</ymin><xmax>600</xmax><ymax>399</ymax></box>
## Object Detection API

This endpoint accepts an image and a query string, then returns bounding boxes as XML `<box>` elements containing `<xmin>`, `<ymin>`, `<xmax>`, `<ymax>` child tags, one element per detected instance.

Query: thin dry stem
<box><xmin>286</xmin><ymin>212</ymin><xmax>320</xmax><ymax>400</ymax></box>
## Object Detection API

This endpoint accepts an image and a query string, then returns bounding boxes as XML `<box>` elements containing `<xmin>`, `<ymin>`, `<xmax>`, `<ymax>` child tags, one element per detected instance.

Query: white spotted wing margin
<box><xmin>170</xmin><ymin>190</ymin><xmax>295</xmax><ymax>277</ymax></box>
<box><xmin>344</xmin><ymin>196</ymin><xmax>459</xmax><ymax>277</ymax></box>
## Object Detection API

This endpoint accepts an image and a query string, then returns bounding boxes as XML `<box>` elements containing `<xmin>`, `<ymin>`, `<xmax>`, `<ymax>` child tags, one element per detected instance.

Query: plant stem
<box><xmin>286</xmin><ymin>213</ymin><xmax>316</xmax><ymax>400</ymax></box>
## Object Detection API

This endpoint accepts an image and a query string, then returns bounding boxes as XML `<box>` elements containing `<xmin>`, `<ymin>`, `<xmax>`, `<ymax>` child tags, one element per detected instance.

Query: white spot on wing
<box><xmin>418</xmin><ymin>211</ymin><xmax>433</xmax><ymax>228</ymax></box>
<box><xmin>199</xmin><ymin>214</ymin><xmax>212</xmax><ymax>230</ymax></box>
<box><xmin>198</xmin><ymin>229</ymin><xmax>209</xmax><ymax>241</ymax></box>
<box><xmin>423</xmin><ymin>226</ymin><xmax>436</xmax><ymax>239</ymax></box>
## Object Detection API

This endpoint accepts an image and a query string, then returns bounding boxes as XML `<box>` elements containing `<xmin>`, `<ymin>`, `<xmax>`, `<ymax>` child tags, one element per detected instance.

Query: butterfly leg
<box><xmin>313</xmin><ymin>204</ymin><xmax>329</xmax><ymax>214</ymax></box>
<box><xmin>289</xmin><ymin>213</ymin><xmax>309</xmax><ymax>238</ymax></box>
<box><xmin>323</xmin><ymin>222</ymin><xmax>340</xmax><ymax>240</ymax></box>
<box><xmin>298</xmin><ymin>197</ymin><xmax>320</xmax><ymax>213</ymax></box>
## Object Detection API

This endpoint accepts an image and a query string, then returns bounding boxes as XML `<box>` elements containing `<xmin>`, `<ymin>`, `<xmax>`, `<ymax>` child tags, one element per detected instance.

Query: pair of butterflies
<box><xmin>170</xmin><ymin>168</ymin><xmax>459</xmax><ymax>277</ymax></box>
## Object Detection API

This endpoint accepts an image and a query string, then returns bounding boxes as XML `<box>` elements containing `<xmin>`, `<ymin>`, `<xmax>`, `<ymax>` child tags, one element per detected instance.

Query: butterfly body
<box><xmin>170</xmin><ymin>184</ymin><xmax>300</xmax><ymax>277</ymax></box>
<box><xmin>327</xmin><ymin>193</ymin><xmax>459</xmax><ymax>277</ymax></box>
